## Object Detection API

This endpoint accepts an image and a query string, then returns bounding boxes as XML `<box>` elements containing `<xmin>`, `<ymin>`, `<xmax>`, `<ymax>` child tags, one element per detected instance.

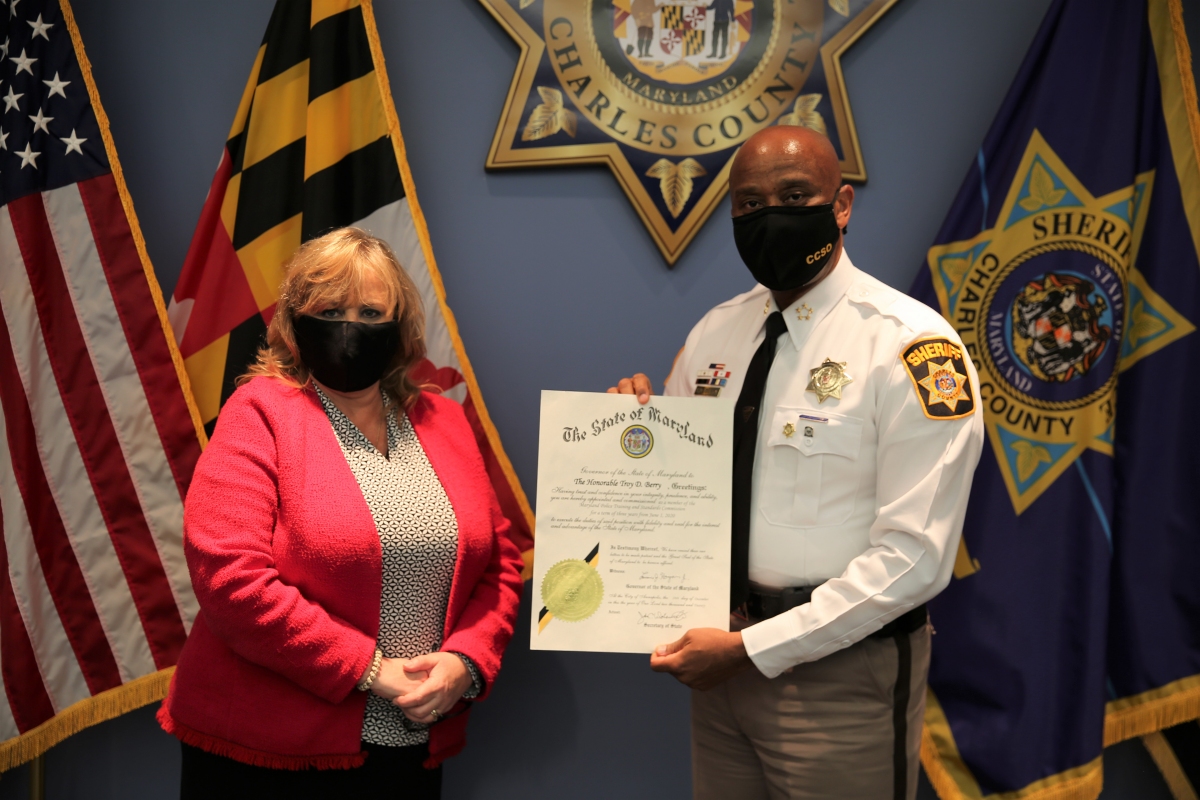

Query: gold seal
<box><xmin>541</xmin><ymin>559</ymin><xmax>604</xmax><ymax>622</ymax></box>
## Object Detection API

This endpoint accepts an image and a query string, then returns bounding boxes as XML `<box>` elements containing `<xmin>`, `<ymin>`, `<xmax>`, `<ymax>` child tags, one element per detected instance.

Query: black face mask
<box><xmin>292</xmin><ymin>315</ymin><xmax>401</xmax><ymax>393</ymax></box>
<box><xmin>732</xmin><ymin>204</ymin><xmax>841</xmax><ymax>292</ymax></box>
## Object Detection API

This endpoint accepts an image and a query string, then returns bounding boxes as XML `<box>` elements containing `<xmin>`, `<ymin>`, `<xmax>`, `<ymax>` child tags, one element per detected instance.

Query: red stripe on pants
<box><xmin>0</xmin><ymin>300</ymin><xmax>123</xmax><ymax>694</ymax></box>
<box><xmin>7</xmin><ymin>193</ymin><xmax>186</xmax><ymax>669</ymax></box>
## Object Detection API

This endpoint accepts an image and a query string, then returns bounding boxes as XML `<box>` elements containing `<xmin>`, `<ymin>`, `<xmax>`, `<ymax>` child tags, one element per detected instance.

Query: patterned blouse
<box><xmin>317</xmin><ymin>387</ymin><xmax>481</xmax><ymax>748</ymax></box>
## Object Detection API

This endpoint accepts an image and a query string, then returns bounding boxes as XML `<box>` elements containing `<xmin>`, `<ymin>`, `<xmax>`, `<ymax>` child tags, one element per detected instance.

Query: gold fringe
<box><xmin>1149</xmin><ymin>0</ymin><xmax>1200</xmax><ymax>275</ymax></box>
<box><xmin>0</xmin><ymin>668</ymin><xmax>173</xmax><ymax>773</ymax></box>
<box><xmin>359</xmin><ymin>1</ymin><xmax>536</xmax><ymax>575</ymax></box>
<box><xmin>924</xmin><ymin>672</ymin><xmax>1200</xmax><ymax>800</ymax></box>
<box><xmin>1141</xmin><ymin>732</ymin><xmax>1200</xmax><ymax>800</ymax></box>
<box><xmin>58</xmin><ymin>0</ymin><xmax>209</xmax><ymax>451</ymax></box>
<box><xmin>920</xmin><ymin>692</ymin><xmax>981</xmax><ymax>800</ymax></box>
<box><xmin>1104</xmin><ymin>674</ymin><xmax>1200</xmax><ymax>746</ymax></box>
<box><xmin>921</xmin><ymin>690</ymin><xmax>1103</xmax><ymax>800</ymax></box>
<box><xmin>921</xmin><ymin>0</ymin><xmax>1200</xmax><ymax>793</ymax></box>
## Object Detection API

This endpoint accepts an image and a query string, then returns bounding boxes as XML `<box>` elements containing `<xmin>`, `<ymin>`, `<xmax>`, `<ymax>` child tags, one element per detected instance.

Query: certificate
<box><xmin>531</xmin><ymin>390</ymin><xmax>733</xmax><ymax>654</ymax></box>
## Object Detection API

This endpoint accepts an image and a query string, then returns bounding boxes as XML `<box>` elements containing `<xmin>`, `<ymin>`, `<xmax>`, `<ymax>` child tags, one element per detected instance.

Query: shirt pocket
<box><xmin>760</xmin><ymin>408</ymin><xmax>864</xmax><ymax>528</ymax></box>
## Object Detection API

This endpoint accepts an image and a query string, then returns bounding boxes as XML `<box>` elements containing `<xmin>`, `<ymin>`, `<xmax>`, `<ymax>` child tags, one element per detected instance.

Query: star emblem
<box><xmin>918</xmin><ymin>359</ymin><xmax>969</xmax><ymax>413</ymax></box>
<box><xmin>8</xmin><ymin>0</ymin><xmax>18</xmax><ymax>18</ymax></box>
<box><xmin>0</xmin><ymin>128</ymin><xmax>8</xmax><ymax>150</ymax></box>
<box><xmin>43</xmin><ymin>72</ymin><xmax>69</xmax><ymax>99</ymax></box>
<box><xmin>479</xmin><ymin>0</ymin><xmax>898</xmax><ymax>265</ymax></box>
<box><xmin>16</xmin><ymin>142</ymin><xmax>39</xmax><ymax>169</ymax></box>
<box><xmin>807</xmin><ymin>358</ymin><xmax>853</xmax><ymax>403</ymax></box>
<box><xmin>3</xmin><ymin>86</ymin><xmax>22</xmax><ymax>113</ymax></box>
<box><xmin>29</xmin><ymin>107</ymin><xmax>51</xmax><ymax>134</ymax></box>
<box><xmin>783</xmin><ymin>422</ymin><xmax>795</xmax><ymax>438</ymax></box>
<box><xmin>61</xmin><ymin>129</ymin><xmax>86</xmax><ymax>155</ymax></box>
<box><xmin>27</xmin><ymin>13</ymin><xmax>52</xmax><ymax>41</ymax></box>
<box><xmin>796</xmin><ymin>303</ymin><xmax>814</xmax><ymax>321</ymax></box>
<box><xmin>924</xmin><ymin>131</ymin><xmax>1196</xmax><ymax>513</ymax></box>
<box><xmin>10</xmin><ymin>49</ymin><xmax>36</xmax><ymax>76</ymax></box>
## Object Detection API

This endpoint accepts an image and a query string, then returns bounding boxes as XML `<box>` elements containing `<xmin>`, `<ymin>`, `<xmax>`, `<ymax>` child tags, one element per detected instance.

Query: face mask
<box><xmin>732</xmin><ymin>204</ymin><xmax>841</xmax><ymax>292</ymax></box>
<box><xmin>292</xmin><ymin>315</ymin><xmax>401</xmax><ymax>393</ymax></box>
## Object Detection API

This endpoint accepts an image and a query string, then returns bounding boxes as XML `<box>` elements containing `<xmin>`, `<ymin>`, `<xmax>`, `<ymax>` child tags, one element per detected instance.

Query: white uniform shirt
<box><xmin>664</xmin><ymin>250</ymin><xmax>985</xmax><ymax>678</ymax></box>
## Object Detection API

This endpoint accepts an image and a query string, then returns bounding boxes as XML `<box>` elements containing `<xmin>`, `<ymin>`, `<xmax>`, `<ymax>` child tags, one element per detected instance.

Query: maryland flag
<box><xmin>912</xmin><ymin>0</ymin><xmax>1200</xmax><ymax>797</ymax></box>
<box><xmin>660</xmin><ymin>5</ymin><xmax>706</xmax><ymax>57</ymax></box>
<box><xmin>167</xmin><ymin>0</ymin><xmax>534</xmax><ymax>564</ymax></box>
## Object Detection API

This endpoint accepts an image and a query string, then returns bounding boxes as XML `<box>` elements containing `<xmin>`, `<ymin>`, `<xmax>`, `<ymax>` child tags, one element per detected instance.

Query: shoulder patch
<box><xmin>900</xmin><ymin>337</ymin><xmax>976</xmax><ymax>420</ymax></box>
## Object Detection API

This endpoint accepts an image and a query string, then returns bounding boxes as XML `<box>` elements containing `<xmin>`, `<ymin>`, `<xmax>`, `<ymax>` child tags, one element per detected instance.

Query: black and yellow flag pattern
<box><xmin>167</xmin><ymin>0</ymin><xmax>536</xmax><ymax>561</ymax></box>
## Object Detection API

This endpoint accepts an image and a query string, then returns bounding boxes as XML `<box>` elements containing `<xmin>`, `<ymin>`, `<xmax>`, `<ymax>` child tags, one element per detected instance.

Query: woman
<box><xmin>158</xmin><ymin>228</ymin><xmax>524</xmax><ymax>798</ymax></box>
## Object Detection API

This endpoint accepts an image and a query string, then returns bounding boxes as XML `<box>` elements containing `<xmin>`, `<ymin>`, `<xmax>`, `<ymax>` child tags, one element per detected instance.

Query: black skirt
<box><xmin>180</xmin><ymin>741</ymin><xmax>442</xmax><ymax>800</ymax></box>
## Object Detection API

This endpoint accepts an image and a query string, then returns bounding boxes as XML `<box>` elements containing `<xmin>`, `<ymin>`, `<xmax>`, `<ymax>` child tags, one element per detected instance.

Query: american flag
<box><xmin>0</xmin><ymin>0</ymin><xmax>202</xmax><ymax>769</ymax></box>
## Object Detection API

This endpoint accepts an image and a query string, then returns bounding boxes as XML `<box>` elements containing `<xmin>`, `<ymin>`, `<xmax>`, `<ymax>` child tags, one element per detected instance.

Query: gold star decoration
<box><xmin>479</xmin><ymin>0</ymin><xmax>898</xmax><ymax>264</ymax></box>
<box><xmin>783</xmin><ymin>422</ymin><xmax>796</xmax><ymax>438</ymax></box>
<box><xmin>918</xmin><ymin>359</ymin><xmax>969</xmax><ymax>413</ymax></box>
<box><xmin>796</xmin><ymin>303</ymin><xmax>814</xmax><ymax>321</ymax></box>
<box><xmin>807</xmin><ymin>358</ymin><xmax>853</xmax><ymax>403</ymax></box>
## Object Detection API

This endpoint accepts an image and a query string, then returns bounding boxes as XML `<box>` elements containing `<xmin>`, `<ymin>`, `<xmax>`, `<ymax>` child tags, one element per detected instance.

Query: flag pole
<box><xmin>28</xmin><ymin>754</ymin><xmax>44</xmax><ymax>800</ymax></box>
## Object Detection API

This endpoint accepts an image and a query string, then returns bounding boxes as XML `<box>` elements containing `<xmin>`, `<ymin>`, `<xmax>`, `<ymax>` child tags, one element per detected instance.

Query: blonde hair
<box><xmin>240</xmin><ymin>227</ymin><xmax>427</xmax><ymax>408</ymax></box>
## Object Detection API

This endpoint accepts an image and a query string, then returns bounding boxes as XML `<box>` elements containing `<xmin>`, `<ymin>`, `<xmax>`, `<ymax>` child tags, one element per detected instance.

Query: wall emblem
<box><xmin>480</xmin><ymin>0</ymin><xmax>899</xmax><ymax>264</ymax></box>
<box><xmin>925</xmin><ymin>130</ymin><xmax>1195</xmax><ymax>513</ymax></box>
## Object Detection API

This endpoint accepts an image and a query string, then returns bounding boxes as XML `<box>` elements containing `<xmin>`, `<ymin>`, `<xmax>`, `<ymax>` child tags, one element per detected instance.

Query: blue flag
<box><xmin>911</xmin><ymin>0</ymin><xmax>1200</xmax><ymax>797</ymax></box>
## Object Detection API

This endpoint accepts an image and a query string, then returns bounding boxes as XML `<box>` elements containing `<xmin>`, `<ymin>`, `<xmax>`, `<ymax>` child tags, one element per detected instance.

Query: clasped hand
<box><xmin>369</xmin><ymin>651</ymin><xmax>472</xmax><ymax>724</ymax></box>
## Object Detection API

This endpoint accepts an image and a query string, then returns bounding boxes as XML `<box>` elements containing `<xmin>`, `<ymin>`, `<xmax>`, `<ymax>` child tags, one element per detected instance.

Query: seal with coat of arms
<box><xmin>925</xmin><ymin>131</ymin><xmax>1194</xmax><ymax>513</ymax></box>
<box><xmin>479</xmin><ymin>0</ymin><xmax>900</xmax><ymax>264</ymax></box>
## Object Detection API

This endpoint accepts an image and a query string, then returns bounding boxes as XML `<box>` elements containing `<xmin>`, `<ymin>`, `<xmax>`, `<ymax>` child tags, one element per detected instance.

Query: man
<box><xmin>631</xmin><ymin>0</ymin><xmax>662</xmax><ymax>58</ymax></box>
<box><xmin>707</xmin><ymin>0</ymin><xmax>734</xmax><ymax>59</ymax></box>
<box><xmin>610</xmin><ymin>127</ymin><xmax>985</xmax><ymax>800</ymax></box>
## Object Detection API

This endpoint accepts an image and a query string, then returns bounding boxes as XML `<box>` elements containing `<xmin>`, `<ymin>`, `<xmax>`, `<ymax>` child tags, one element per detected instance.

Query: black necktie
<box><xmin>730</xmin><ymin>311</ymin><xmax>788</xmax><ymax>610</ymax></box>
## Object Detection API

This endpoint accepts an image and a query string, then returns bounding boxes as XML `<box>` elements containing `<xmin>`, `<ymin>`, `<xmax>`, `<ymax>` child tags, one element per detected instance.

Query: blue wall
<box><xmin>0</xmin><ymin>1</ymin><xmax>1178</xmax><ymax>797</ymax></box>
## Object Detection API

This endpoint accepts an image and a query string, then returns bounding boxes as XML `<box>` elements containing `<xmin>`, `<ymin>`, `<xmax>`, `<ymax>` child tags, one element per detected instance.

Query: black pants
<box><xmin>180</xmin><ymin>741</ymin><xmax>442</xmax><ymax>800</ymax></box>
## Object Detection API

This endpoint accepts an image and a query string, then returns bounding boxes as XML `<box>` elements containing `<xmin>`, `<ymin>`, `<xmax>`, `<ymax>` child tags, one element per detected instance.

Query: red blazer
<box><xmin>157</xmin><ymin>377</ymin><xmax>524</xmax><ymax>769</ymax></box>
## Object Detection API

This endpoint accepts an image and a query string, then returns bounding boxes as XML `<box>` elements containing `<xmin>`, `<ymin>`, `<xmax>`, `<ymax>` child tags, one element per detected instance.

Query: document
<box><xmin>531</xmin><ymin>390</ymin><xmax>733</xmax><ymax>654</ymax></box>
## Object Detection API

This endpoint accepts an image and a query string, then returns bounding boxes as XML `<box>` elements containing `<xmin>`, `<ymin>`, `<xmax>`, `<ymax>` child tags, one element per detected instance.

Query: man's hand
<box><xmin>393</xmin><ymin>652</ymin><xmax>472</xmax><ymax>724</ymax></box>
<box><xmin>607</xmin><ymin>373</ymin><xmax>653</xmax><ymax>404</ymax></box>
<box><xmin>649</xmin><ymin>628</ymin><xmax>753</xmax><ymax>690</ymax></box>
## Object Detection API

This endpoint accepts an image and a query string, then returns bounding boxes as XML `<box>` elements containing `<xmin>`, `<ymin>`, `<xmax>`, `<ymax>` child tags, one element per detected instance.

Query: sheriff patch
<box><xmin>901</xmin><ymin>338</ymin><xmax>976</xmax><ymax>420</ymax></box>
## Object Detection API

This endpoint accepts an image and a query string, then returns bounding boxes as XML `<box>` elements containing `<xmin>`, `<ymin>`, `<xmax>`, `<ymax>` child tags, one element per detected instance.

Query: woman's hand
<box><xmin>392</xmin><ymin>652</ymin><xmax>472</xmax><ymax>724</ymax></box>
<box><xmin>369</xmin><ymin>657</ymin><xmax>427</xmax><ymax>701</ymax></box>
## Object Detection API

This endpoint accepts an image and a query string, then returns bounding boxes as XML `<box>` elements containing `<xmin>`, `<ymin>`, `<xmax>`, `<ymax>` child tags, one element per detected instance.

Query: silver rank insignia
<box><xmin>807</xmin><ymin>358</ymin><xmax>853</xmax><ymax>403</ymax></box>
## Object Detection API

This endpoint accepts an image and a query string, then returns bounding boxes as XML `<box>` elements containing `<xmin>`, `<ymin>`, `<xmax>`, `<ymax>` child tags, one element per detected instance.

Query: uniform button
<box><xmin>803</xmin><ymin>437</ymin><xmax>814</xmax><ymax>448</ymax></box>
<box><xmin>841</xmin><ymin>639</ymin><xmax>851</xmax><ymax>646</ymax></box>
